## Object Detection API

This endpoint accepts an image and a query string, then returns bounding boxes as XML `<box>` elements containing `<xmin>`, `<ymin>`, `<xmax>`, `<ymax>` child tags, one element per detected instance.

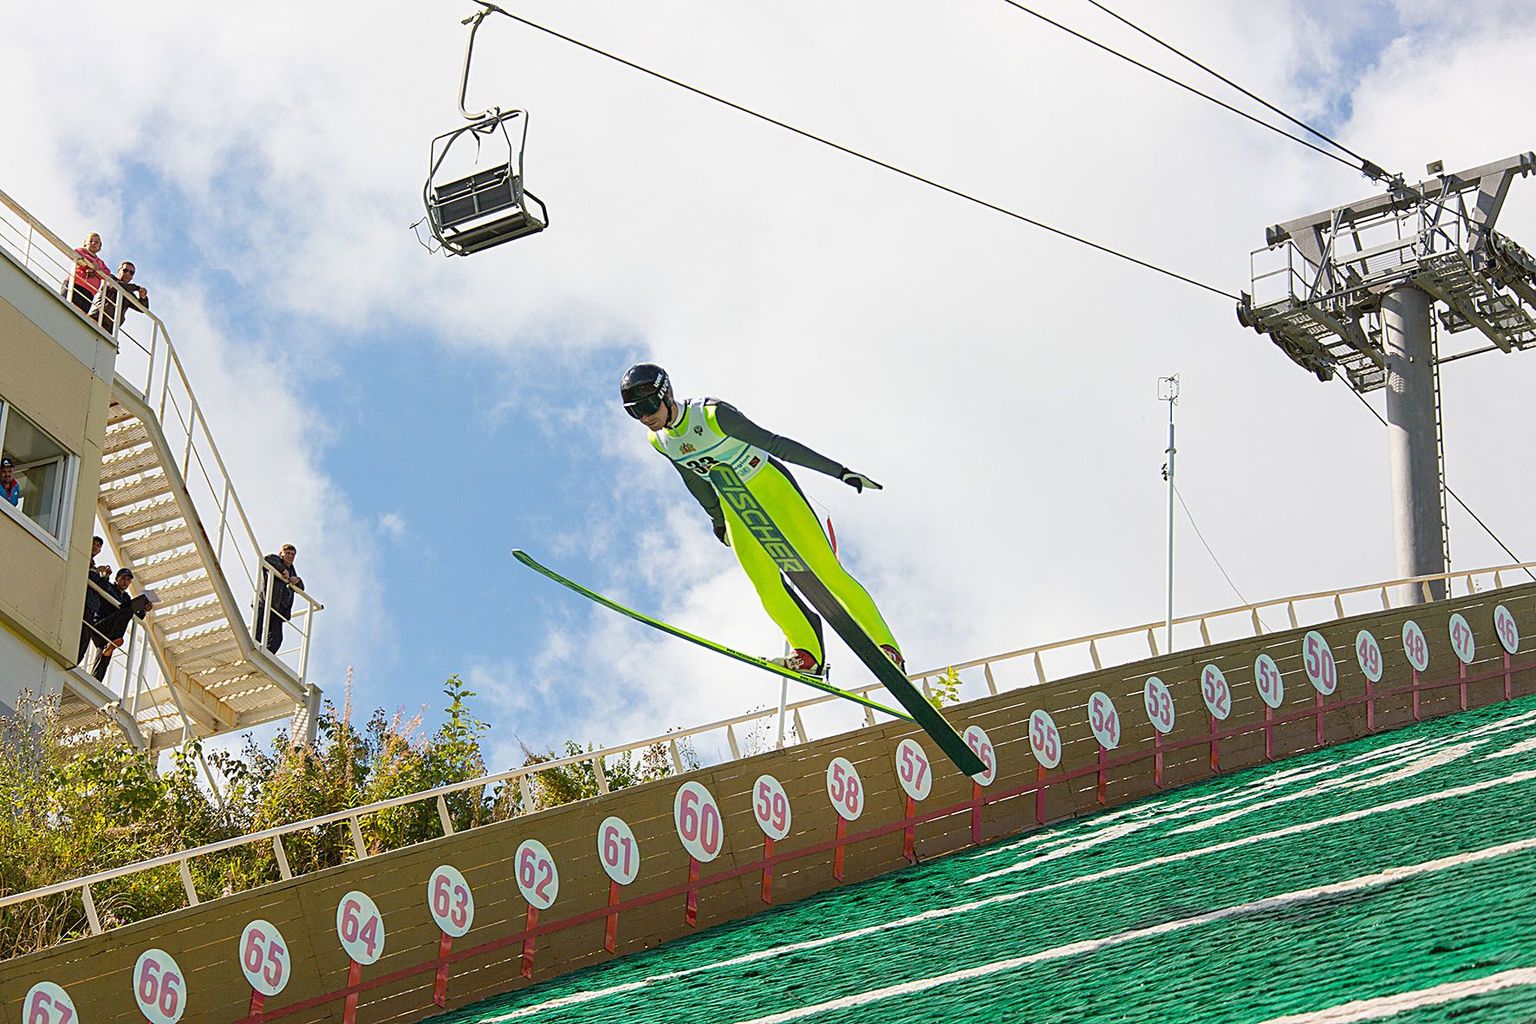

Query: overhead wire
<box><xmin>993</xmin><ymin>0</ymin><xmax>1374</xmax><ymax>180</ymax></box>
<box><xmin>1172</xmin><ymin>483</ymin><xmax>1269</xmax><ymax>627</ymax></box>
<box><xmin>470</xmin><ymin>1</ymin><xmax>1240</xmax><ymax>301</ymax></box>
<box><xmin>1079</xmin><ymin>0</ymin><xmax>1391</xmax><ymax>181</ymax></box>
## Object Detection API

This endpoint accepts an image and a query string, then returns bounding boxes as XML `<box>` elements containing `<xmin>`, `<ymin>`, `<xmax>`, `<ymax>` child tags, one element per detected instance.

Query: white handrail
<box><xmin>6</xmin><ymin>556</ymin><xmax>1533</xmax><ymax>931</ymax></box>
<box><xmin>0</xmin><ymin>186</ymin><xmax>322</xmax><ymax>683</ymax></box>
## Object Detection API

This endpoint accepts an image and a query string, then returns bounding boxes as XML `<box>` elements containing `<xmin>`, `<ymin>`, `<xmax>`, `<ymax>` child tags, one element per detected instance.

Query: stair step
<box><xmin>135</xmin><ymin>550</ymin><xmax>205</xmax><ymax>587</ymax></box>
<box><xmin>108</xmin><ymin>496</ymin><xmax>184</xmax><ymax>535</ymax></box>
<box><xmin>102</xmin><ymin>420</ymin><xmax>150</xmax><ymax>457</ymax></box>
<box><xmin>192</xmin><ymin>661</ymin><xmax>260</xmax><ymax>689</ymax></box>
<box><xmin>101</xmin><ymin>473</ymin><xmax>172</xmax><ymax>512</ymax></box>
<box><xmin>167</xmin><ymin>625</ymin><xmax>239</xmax><ymax>665</ymax></box>
<box><xmin>147</xmin><ymin>575</ymin><xmax>215</xmax><ymax>611</ymax></box>
<box><xmin>99</xmin><ymin>447</ymin><xmax>162</xmax><ymax>484</ymax></box>
<box><xmin>155</xmin><ymin>600</ymin><xmax>227</xmax><ymax>637</ymax></box>
<box><xmin>120</xmin><ymin>526</ymin><xmax>193</xmax><ymax>564</ymax></box>
<box><xmin>107</xmin><ymin>403</ymin><xmax>136</xmax><ymax>427</ymax></box>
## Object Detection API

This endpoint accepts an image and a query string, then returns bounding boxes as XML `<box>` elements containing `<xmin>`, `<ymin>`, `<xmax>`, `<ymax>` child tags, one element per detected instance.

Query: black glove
<box><xmin>839</xmin><ymin>470</ymin><xmax>882</xmax><ymax>493</ymax></box>
<box><xmin>713</xmin><ymin>521</ymin><xmax>730</xmax><ymax>546</ymax></box>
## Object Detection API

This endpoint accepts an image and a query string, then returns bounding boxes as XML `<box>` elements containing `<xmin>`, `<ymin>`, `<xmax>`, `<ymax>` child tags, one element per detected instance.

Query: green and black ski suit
<box><xmin>649</xmin><ymin>398</ymin><xmax>899</xmax><ymax>666</ymax></box>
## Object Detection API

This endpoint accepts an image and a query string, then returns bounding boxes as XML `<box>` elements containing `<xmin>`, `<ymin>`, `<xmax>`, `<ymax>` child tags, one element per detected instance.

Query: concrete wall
<box><xmin>0</xmin><ymin>252</ymin><xmax>115</xmax><ymax>710</ymax></box>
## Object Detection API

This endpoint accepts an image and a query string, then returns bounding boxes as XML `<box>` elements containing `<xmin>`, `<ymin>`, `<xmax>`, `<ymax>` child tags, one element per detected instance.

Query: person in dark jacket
<box><xmin>92</xmin><ymin>568</ymin><xmax>153</xmax><ymax>681</ymax></box>
<box><xmin>78</xmin><ymin>537</ymin><xmax>106</xmax><ymax>665</ymax></box>
<box><xmin>255</xmin><ymin>544</ymin><xmax>304</xmax><ymax>655</ymax></box>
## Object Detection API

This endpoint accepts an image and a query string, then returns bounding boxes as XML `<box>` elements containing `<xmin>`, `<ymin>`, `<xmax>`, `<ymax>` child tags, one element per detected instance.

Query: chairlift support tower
<box><xmin>1237</xmin><ymin>151</ymin><xmax>1536</xmax><ymax>602</ymax></box>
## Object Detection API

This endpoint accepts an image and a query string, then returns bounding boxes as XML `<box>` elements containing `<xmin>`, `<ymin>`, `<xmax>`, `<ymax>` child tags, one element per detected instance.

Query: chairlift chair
<box><xmin>417</xmin><ymin>8</ymin><xmax>548</xmax><ymax>256</ymax></box>
<box><xmin>424</xmin><ymin>108</ymin><xmax>548</xmax><ymax>255</ymax></box>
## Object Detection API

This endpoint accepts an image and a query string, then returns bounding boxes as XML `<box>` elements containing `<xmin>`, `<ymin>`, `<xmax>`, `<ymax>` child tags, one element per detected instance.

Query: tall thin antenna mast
<box><xmin>1158</xmin><ymin>375</ymin><xmax>1180</xmax><ymax>651</ymax></box>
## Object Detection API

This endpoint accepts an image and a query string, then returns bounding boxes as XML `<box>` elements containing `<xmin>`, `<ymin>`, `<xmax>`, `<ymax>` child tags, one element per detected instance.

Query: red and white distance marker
<box><xmin>336</xmin><ymin>890</ymin><xmax>386</xmax><ymax>966</ymax></box>
<box><xmin>23</xmin><ymin>983</ymin><xmax>78</xmax><ymax>1024</ymax></box>
<box><xmin>1495</xmin><ymin>604</ymin><xmax>1520</xmax><ymax>655</ymax></box>
<box><xmin>1355</xmin><ymin>630</ymin><xmax>1384</xmax><ymax>683</ymax></box>
<box><xmin>1087</xmin><ymin>691</ymin><xmax>1121</xmax><ymax>748</ymax></box>
<box><xmin>1200</xmin><ymin>665</ymin><xmax>1232</xmax><ymax>721</ymax></box>
<box><xmin>752</xmin><ymin>775</ymin><xmax>793</xmax><ymax>840</ymax></box>
<box><xmin>1028</xmin><ymin>710</ymin><xmax>1062</xmax><ymax>769</ymax></box>
<box><xmin>598</xmin><ymin>816</ymin><xmax>641</xmax><ymax>885</ymax></box>
<box><xmin>826</xmin><ymin>757</ymin><xmax>865</xmax><ymax>821</ymax></box>
<box><xmin>1143</xmin><ymin>676</ymin><xmax>1175</xmax><ymax>734</ymax></box>
<box><xmin>674</xmin><ymin>781</ymin><xmax>726</xmax><ymax>862</ymax></box>
<box><xmin>132</xmin><ymin>948</ymin><xmax>186</xmax><ymax>1024</ymax></box>
<box><xmin>1449</xmin><ymin>613</ymin><xmax>1477</xmax><ymax>664</ymax></box>
<box><xmin>893</xmin><ymin>740</ymin><xmax>933</xmax><ymax>801</ymax></box>
<box><xmin>427</xmin><ymin>865</ymin><xmax>475</xmax><ymax>937</ymax></box>
<box><xmin>1302</xmin><ymin>630</ymin><xmax>1338</xmax><ymax>695</ymax></box>
<box><xmin>1254</xmin><ymin>653</ymin><xmax>1285</xmax><ymax>709</ymax></box>
<box><xmin>962</xmin><ymin>725</ymin><xmax>997</xmax><ymax>786</ymax></box>
<box><xmin>515</xmin><ymin>840</ymin><xmax>560</xmax><ymax>911</ymax></box>
<box><xmin>1402</xmin><ymin>620</ymin><xmax>1430</xmax><ymax>672</ymax></box>
<box><xmin>239</xmin><ymin>919</ymin><xmax>292</xmax><ymax>997</ymax></box>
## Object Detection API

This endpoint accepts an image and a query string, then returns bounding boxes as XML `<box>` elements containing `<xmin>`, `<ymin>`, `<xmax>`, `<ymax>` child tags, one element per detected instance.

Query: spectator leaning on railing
<box><xmin>91</xmin><ymin>568</ymin><xmax>154</xmax><ymax>682</ymax></box>
<box><xmin>92</xmin><ymin>260</ymin><xmax>149</xmax><ymax>334</ymax></box>
<box><xmin>256</xmin><ymin>544</ymin><xmax>304</xmax><ymax>655</ymax></box>
<box><xmin>68</xmin><ymin>232</ymin><xmax>109</xmax><ymax>316</ymax></box>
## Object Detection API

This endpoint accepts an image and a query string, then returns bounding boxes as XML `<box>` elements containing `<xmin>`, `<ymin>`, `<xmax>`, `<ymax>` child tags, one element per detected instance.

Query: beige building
<box><xmin>0</xmin><ymin>188</ymin><xmax>322</xmax><ymax>746</ymax></box>
<box><xmin>0</xmin><ymin>237</ymin><xmax>114</xmax><ymax>716</ymax></box>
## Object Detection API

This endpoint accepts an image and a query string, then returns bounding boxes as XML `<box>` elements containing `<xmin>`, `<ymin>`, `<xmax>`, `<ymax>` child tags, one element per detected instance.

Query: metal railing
<box><xmin>5</xmin><ymin>557</ymin><xmax>1533</xmax><ymax>943</ymax></box>
<box><xmin>1249</xmin><ymin>196</ymin><xmax>1477</xmax><ymax>311</ymax></box>
<box><xmin>0</xmin><ymin>187</ymin><xmax>322</xmax><ymax>683</ymax></box>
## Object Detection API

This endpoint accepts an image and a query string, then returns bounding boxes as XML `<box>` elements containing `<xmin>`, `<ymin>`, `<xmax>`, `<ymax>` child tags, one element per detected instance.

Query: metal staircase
<box><xmin>0</xmin><ymin>185</ymin><xmax>322</xmax><ymax>750</ymax></box>
<box><xmin>63</xmin><ymin>329</ymin><xmax>325</xmax><ymax>749</ymax></box>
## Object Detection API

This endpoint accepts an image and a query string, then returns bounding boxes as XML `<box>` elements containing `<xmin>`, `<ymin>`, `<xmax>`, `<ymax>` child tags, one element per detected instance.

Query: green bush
<box><xmin>0</xmin><ymin>674</ymin><xmax>496</xmax><ymax>959</ymax></box>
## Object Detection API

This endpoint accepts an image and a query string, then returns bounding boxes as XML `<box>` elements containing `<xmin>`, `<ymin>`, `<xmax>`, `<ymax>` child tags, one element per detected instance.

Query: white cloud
<box><xmin>4</xmin><ymin>0</ymin><xmax>1534</xmax><ymax>757</ymax></box>
<box><xmin>377</xmin><ymin>511</ymin><xmax>407</xmax><ymax>540</ymax></box>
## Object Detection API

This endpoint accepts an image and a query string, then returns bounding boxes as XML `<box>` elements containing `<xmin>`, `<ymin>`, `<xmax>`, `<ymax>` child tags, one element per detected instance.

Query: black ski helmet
<box><xmin>620</xmin><ymin>362</ymin><xmax>672</xmax><ymax>419</ymax></box>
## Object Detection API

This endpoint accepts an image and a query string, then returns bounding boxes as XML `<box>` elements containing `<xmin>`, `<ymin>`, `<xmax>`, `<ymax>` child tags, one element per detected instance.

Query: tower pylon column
<box><xmin>1382</xmin><ymin>286</ymin><xmax>1446</xmax><ymax>603</ymax></box>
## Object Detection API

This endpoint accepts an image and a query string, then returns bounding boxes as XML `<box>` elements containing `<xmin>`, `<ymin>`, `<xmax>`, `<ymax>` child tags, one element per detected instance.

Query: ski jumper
<box><xmin>650</xmin><ymin>398</ymin><xmax>898</xmax><ymax>665</ymax></box>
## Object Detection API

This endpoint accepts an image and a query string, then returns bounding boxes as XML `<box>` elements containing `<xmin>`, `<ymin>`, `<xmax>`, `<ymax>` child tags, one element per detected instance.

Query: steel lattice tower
<box><xmin>1237</xmin><ymin>152</ymin><xmax>1536</xmax><ymax>602</ymax></box>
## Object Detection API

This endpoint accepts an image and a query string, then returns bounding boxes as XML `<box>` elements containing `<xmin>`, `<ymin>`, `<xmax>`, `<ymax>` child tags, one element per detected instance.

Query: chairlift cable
<box><xmin>1079</xmin><ymin>0</ymin><xmax>1395</xmax><ymax>182</ymax></box>
<box><xmin>1341</xmin><ymin>383</ymin><xmax>1533</xmax><ymax>580</ymax></box>
<box><xmin>995</xmin><ymin>0</ymin><xmax>1373</xmax><ymax>181</ymax></box>
<box><xmin>469</xmin><ymin>1</ymin><xmax>1240</xmax><ymax>301</ymax></box>
<box><xmin>1172</xmin><ymin>482</ymin><xmax>1270</xmax><ymax>625</ymax></box>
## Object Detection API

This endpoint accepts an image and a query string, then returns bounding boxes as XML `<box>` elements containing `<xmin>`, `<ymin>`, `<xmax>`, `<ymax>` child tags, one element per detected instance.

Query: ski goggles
<box><xmin>623</xmin><ymin>391</ymin><xmax>666</xmax><ymax>419</ymax></box>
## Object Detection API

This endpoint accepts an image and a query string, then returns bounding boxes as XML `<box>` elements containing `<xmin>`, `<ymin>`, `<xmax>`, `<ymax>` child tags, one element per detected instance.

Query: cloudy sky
<box><xmin>4</xmin><ymin>0</ymin><xmax>1534</xmax><ymax>768</ymax></box>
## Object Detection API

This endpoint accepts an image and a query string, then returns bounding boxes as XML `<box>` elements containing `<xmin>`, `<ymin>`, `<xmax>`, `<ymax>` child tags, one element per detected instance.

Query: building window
<box><xmin>0</xmin><ymin>398</ymin><xmax>77</xmax><ymax>551</ymax></box>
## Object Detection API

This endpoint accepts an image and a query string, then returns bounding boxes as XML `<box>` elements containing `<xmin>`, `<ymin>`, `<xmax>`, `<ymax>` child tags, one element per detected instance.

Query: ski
<box><xmin>512</xmin><ymin>549</ymin><xmax>913</xmax><ymax>722</ymax></box>
<box><xmin>706</xmin><ymin>466</ymin><xmax>987</xmax><ymax>777</ymax></box>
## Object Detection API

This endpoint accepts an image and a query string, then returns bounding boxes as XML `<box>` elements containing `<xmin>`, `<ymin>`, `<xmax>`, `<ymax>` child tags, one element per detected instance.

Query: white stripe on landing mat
<box><xmin>483</xmin><ymin>768</ymin><xmax>1536</xmax><ymax>1023</ymax></box>
<box><xmin>967</xmin><ymin>766</ymin><xmax>1536</xmax><ymax>883</ymax></box>
<box><xmin>730</xmin><ymin>836</ymin><xmax>1536</xmax><ymax>1024</ymax></box>
<box><xmin>1254</xmin><ymin>968</ymin><xmax>1536</xmax><ymax>1024</ymax></box>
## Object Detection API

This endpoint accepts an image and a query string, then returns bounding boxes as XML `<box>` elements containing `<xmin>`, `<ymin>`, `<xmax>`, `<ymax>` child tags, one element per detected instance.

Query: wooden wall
<box><xmin>5</xmin><ymin>583</ymin><xmax>1535</xmax><ymax>1024</ymax></box>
